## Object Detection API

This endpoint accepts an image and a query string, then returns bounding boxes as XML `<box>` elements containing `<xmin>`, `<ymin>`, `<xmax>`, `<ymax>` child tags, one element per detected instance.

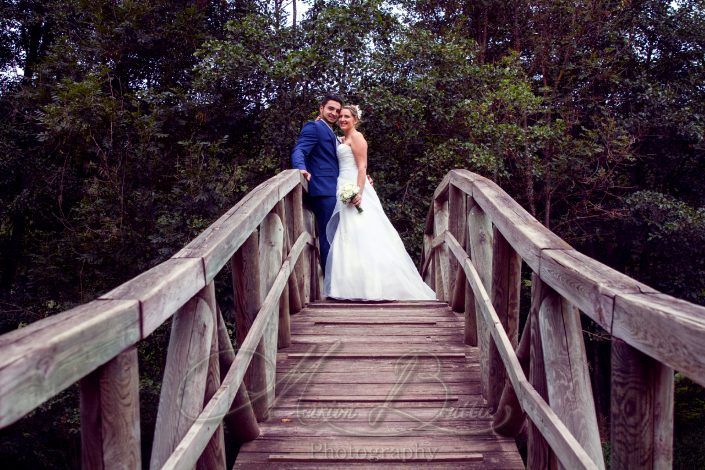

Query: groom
<box><xmin>290</xmin><ymin>94</ymin><xmax>343</xmax><ymax>271</ymax></box>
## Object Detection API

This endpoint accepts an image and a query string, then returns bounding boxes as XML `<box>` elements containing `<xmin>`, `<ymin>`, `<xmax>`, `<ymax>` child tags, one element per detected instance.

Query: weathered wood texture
<box><xmin>527</xmin><ymin>274</ymin><xmax>556</xmax><ymax>470</ymax></box>
<box><xmin>448</xmin><ymin>184</ymin><xmax>466</xmax><ymax>306</ymax></box>
<box><xmin>235</xmin><ymin>300</ymin><xmax>523</xmax><ymax>468</ymax></box>
<box><xmin>174</xmin><ymin>170</ymin><xmax>304</xmax><ymax>281</ymax></box>
<box><xmin>445</xmin><ymin>231</ymin><xmax>599</xmax><ymax>470</ymax></box>
<box><xmin>159</xmin><ymin>232</ymin><xmax>309</xmax><ymax>470</ymax></box>
<box><xmin>80</xmin><ymin>346</ymin><xmax>141</xmax><ymax>470</ymax></box>
<box><xmin>539</xmin><ymin>288</ymin><xmax>604</xmax><ymax>469</ymax></box>
<box><xmin>259</xmin><ymin>212</ymin><xmax>284</xmax><ymax>414</ymax></box>
<box><xmin>0</xmin><ymin>299</ymin><xmax>140</xmax><ymax>428</ymax></box>
<box><xmin>488</xmin><ymin>227</ymin><xmax>521</xmax><ymax>412</ymax></box>
<box><xmin>196</xmin><ymin>283</ymin><xmax>227</xmax><ymax>470</ymax></box>
<box><xmin>433</xmin><ymin>199</ymin><xmax>450</xmax><ymax>301</ymax></box>
<box><xmin>467</xmin><ymin>202</ymin><xmax>493</xmax><ymax>399</ymax></box>
<box><xmin>150</xmin><ymin>288</ymin><xmax>214</xmax><ymax>469</ymax></box>
<box><xmin>231</xmin><ymin>230</ymin><xmax>268</xmax><ymax>420</ymax></box>
<box><xmin>611</xmin><ymin>338</ymin><xmax>674</xmax><ymax>470</ymax></box>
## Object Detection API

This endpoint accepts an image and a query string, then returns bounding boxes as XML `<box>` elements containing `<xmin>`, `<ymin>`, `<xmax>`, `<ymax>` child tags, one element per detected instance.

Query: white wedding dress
<box><xmin>323</xmin><ymin>143</ymin><xmax>437</xmax><ymax>301</ymax></box>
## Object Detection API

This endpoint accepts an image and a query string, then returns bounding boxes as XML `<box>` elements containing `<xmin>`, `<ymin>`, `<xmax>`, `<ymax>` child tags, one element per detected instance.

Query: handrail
<box><xmin>424</xmin><ymin>169</ymin><xmax>705</xmax><ymax>386</ymax></box>
<box><xmin>0</xmin><ymin>169</ymin><xmax>308</xmax><ymax>428</ymax></box>
<box><xmin>422</xmin><ymin>168</ymin><xmax>705</xmax><ymax>469</ymax></box>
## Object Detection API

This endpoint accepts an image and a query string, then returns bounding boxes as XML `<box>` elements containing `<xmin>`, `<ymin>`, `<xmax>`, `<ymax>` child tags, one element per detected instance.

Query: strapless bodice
<box><xmin>337</xmin><ymin>143</ymin><xmax>358</xmax><ymax>174</ymax></box>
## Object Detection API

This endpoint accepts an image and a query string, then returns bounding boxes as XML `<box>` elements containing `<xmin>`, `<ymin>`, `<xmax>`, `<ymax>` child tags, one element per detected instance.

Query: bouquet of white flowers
<box><xmin>338</xmin><ymin>182</ymin><xmax>363</xmax><ymax>213</ymax></box>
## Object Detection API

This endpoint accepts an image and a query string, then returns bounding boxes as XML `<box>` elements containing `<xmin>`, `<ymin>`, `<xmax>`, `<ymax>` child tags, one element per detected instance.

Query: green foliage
<box><xmin>1</xmin><ymin>0</ymin><xmax>705</xmax><ymax>466</ymax></box>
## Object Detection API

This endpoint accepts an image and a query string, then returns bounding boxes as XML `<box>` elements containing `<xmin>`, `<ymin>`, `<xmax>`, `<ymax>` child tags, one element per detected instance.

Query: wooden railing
<box><xmin>421</xmin><ymin>169</ymin><xmax>705</xmax><ymax>469</ymax></box>
<box><xmin>0</xmin><ymin>169</ymin><xmax>319</xmax><ymax>469</ymax></box>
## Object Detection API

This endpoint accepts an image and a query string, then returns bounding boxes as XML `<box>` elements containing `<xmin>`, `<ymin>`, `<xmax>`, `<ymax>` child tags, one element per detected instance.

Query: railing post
<box><xmin>215</xmin><ymin>307</ymin><xmax>260</xmax><ymax>444</ymax></box>
<box><xmin>467</xmin><ymin>202</ymin><xmax>493</xmax><ymax>400</ymax></box>
<box><xmin>80</xmin><ymin>346</ymin><xmax>141</xmax><ymax>470</ymax></box>
<box><xmin>288</xmin><ymin>185</ymin><xmax>306</xmax><ymax>309</ymax></box>
<box><xmin>275</xmin><ymin>200</ymin><xmax>292</xmax><ymax>348</ymax></box>
<box><xmin>449</xmin><ymin>184</ymin><xmax>467</xmax><ymax>313</ymax></box>
<box><xmin>258</xmin><ymin>212</ymin><xmax>284</xmax><ymax>414</ymax></box>
<box><xmin>150</xmin><ymin>285</ymin><xmax>215</xmax><ymax>469</ymax></box>
<box><xmin>539</xmin><ymin>286</ymin><xmax>605</xmax><ymax>469</ymax></box>
<box><xmin>304</xmin><ymin>208</ymin><xmax>321</xmax><ymax>300</ymax></box>
<box><xmin>611</xmin><ymin>339</ymin><xmax>674</xmax><ymax>469</ymax></box>
<box><xmin>488</xmin><ymin>227</ymin><xmax>521</xmax><ymax>412</ymax></box>
<box><xmin>433</xmin><ymin>199</ymin><xmax>450</xmax><ymax>301</ymax></box>
<box><xmin>526</xmin><ymin>274</ymin><xmax>556</xmax><ymax>469</ymax></box>
<box><xmin>423</xmin><ymin>233</ymin><xmax>435</xmax><ymax>288</ymax></box>
<box><xmin>231</xmin><ymin>231</ymin><xmax>268</xmax><ymax>420</ymax></box>
<box><xmin>197</xmin><ymin>282</ymin><xmax>227</xmax><ymax>470</ymax></box>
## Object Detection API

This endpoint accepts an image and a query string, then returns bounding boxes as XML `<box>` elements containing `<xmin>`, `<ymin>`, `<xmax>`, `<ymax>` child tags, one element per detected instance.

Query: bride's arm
<box><xmin>349</xmin><ymin>133</ymin><xmax>368</xmax><ymax>205</ymax></box>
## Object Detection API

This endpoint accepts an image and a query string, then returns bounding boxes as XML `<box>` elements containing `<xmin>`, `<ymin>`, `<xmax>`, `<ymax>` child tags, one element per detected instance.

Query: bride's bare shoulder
<box><xmin>350</xmin><ymin>131</ymin><xmax>367</xmax><ymax>145</ymax></box>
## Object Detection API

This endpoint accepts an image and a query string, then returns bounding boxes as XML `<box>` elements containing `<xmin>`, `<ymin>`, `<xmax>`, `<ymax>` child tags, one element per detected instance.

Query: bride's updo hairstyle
<box><xmin>342</xmin><ymin>104</ymin><xmax>363</xmax><ymax>127</ymax></box>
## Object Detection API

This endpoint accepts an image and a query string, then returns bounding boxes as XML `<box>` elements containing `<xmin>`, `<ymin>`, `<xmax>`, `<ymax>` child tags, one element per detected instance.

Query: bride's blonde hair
<box><xmin>342</xmin><ymin>104</ymin><xmax>363</xmax><ymax>126</ymax></box>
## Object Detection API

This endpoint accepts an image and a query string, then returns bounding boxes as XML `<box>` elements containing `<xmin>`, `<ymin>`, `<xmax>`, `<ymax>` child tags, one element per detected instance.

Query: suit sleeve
<box><xmin>291</xmin><ymin>122</ymin><xmax>318</xmax><ymax>171</ymax></box>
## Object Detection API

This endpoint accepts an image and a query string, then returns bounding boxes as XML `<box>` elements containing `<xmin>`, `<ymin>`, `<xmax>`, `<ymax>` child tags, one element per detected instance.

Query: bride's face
<box><xmin>338</xmin><ymin>109</ymin><xmax>356</xmax><ymax>131</ymax></box>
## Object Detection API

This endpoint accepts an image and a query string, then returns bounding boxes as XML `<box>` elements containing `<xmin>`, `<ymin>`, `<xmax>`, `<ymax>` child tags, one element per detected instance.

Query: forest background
<box><xmin>0</xmin><ymin>0</ymin><xmax>704</xmax><ymax>468</ymax></box>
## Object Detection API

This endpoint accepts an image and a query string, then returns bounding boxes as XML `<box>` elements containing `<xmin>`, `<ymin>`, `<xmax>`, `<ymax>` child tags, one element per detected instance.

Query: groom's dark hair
<box><xmin>321</xmin><ymin>93</ymin><xmax>343</xmax><ymax>107</ymax></box>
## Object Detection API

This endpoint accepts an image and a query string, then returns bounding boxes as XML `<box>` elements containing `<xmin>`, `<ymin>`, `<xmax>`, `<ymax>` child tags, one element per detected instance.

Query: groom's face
<box><xmin>319</xmin><ymin>100</ymin><xmax>342</xmax><ymax>125</ymax></box>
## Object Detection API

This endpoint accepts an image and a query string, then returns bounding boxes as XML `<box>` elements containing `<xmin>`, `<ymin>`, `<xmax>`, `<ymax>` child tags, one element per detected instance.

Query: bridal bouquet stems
<box><xmin>338</xmin><ymin>183</ymin><xmax>363</xmax><ymax>213</ymax></box>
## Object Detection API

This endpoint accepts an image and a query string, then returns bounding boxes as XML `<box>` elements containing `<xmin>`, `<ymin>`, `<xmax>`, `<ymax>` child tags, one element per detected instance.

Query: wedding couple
<box><xmin>291</xmin><ymin>94</ymin><xmax>436</xmax><ymax>301</ymax></box>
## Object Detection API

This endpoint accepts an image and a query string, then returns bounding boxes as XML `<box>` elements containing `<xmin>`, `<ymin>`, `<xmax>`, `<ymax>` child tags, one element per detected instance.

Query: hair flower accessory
<box><xmin>350</xmin><ymin>104</ymin><xmax>362</xmax><ymax>120</ymax></box>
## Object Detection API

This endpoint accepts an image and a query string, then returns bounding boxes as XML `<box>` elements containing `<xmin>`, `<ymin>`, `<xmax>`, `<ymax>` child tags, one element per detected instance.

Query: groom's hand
<box><xmin>300</xmin><ymin>169</ymin><xmax>311</xmax><ymax>181</ymax></box>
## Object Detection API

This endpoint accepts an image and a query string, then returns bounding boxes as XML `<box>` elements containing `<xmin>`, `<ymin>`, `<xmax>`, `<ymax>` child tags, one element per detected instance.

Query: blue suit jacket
<box><xmin>291</xmin><ymin>120</ymin><xmax>339</xmax><ymax>197</ymax></box>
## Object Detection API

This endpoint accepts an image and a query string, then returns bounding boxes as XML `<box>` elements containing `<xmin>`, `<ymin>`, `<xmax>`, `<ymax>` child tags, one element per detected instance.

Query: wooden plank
<box><xmin>215</xmin><ymin>306</ymin><xmax>259</xmax><ymax>443</ymax></box>
<box><xmin>432</xmin><ymin>171</ymin><xmax>452</xmax><ymax>203</ymax></box>
<box><xmin>434</xmin><ymin>200</ymin><xmax>450</xmax><ymax>300</ymax></box>
<box><xmin>259</xmin><ymin>212</ymin><xmax>283</xmax><ymax>413</ymax></box>
<box><xmin>150</xmin><ymin>293</ymin><xmax>214</xmax><ymax>469</ymax></box>
<box><xmin>159</xmin><ymin>232</ymin><xmax>307</xmax><ymax>470</ymax></box>
<box><xmin>231</xmin><ymin>230</ymin><xmax>268</xmax><ymax>420</ymax></box>
<box><xmin>174</xmin><ymin>170</ymin><xmax>300</xmax><ymax>281</ymax></box>
<box><xmin>471</xmin><ymin>177</ymin><xmax>571</xmax><ymax>273</ymax></box>
<box><xmin>267</xmin><ymin>453</ymin><xmax>483</xmax><ymax>462</ymax></box>
<box><xmin>539</xmin><ymin>289</ymin><xmax>604</xmax><ymax>469</ymax></box>
<box><xmin>0</xmin><ymin>299</ymin><xmax>140</xmax><ymax>428</ymax></box>
<box><xmin>613</xmin><ymin>292</ymin><xmax>705</xmax><ymax>387</ymax></box>
<box><xmin>197</xmin><ymin>283</ymin><xmax>226</xmax><ymax>470</ymax></box>
<box><xmin>467</xmin><ymin>202</ymin><xmax>493</xmax><ymax>400</ymax></box>
<box><xmin>539</xmin><ymin>249</ymin><xmax>658</xmax><ymax>333</ymax></box>
<box><xmin>488</xmin><ymin>227</ymin><xmax>521</xmax><ymax>412</ymax></box>
<box><xmin>448</xmin><ymin>184</ymin><xmax>466</xmax><ymax>302</ymax></box>
<box><xmin>80</xmin><ymin>346</ymin><xmax>141</xmax><ymax>470</ymax></box>
<box><xmin>527</xmin><ymin>273</ymin><xmax>555</xmax><ymax>469</ymax></box>
<box><xmin>99</xmin><ymin>257</ymin><xmax>205</xmax><ymax>338</ymax></box>
<box><xmin>290</xmin><ymin>184</ymin><xmax>308</xmax><ymax>307</ymax></box>
<box><xmin>610</xmin><ymin>338</ymin><xmax>674</xmax><ymax>469</ymax></box>
<box><xmin>459</xmin><ymin>250</ymin><xmax>598</xmax><ymax>470</ymax></box>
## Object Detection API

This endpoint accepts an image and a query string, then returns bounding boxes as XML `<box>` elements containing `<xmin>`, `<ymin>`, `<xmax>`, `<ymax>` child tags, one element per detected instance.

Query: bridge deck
<box><xmin>234</xmin><ymin>300</ymin><xmax>524</xmax><ymax>468</ymax></box>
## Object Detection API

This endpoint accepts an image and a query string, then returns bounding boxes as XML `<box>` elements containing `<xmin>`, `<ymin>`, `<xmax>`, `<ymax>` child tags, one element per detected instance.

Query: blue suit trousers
<box><xmin>307</xmin><ymin>195</ymin><xmax>337</xmax><ymax>272</ymax></box>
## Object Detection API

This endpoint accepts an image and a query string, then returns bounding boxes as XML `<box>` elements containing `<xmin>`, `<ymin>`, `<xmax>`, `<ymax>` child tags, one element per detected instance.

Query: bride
<box><xmin>323</xmin><ymin>104</ymin><xmax>436</xmax><ymax>301</ymax></box>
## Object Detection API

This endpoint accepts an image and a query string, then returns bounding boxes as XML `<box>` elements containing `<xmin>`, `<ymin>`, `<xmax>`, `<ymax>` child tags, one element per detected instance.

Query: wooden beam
<box><xmin>488</xmin><ymin>227</ymin><xmax>521</xmax><ymax>412</ymax></box>
<box><xmin>0</xmin><ymin>299</ymin><xmax>140</xmax><ymax>428</ymax></box>
<box><xmin>467</xmin><ymin>202</ymin><xmax>493</xmax><ymax>400</ymax></box>
<box><xmin>433</xmin><ymin>199</ymin><xmax>450</xmax><ymax>301</ymax></box>
<box><xmin>231</xmin><ymin>231</ymin><xmax>268</xmax><ymax>420</ymax></box>
<box><xmin>159</xmin><ymin>232</ymin><xmax>309</xmax><ymax>470</ymax></box>
<box><xmin>539</xmin><ymin>288</ymin><xmax>604</xmax><ymax>469</ymax></box>
<box><xmin>80</xmin><ymin>346</ymin><xmax>141</xmax><ymax>470</ymax></box>
<box><xmin>259</xmin><ymin>212</ymin><xmax>284</xmax><ymax>414</ymax></box>
<box><xmin>449</xmin><ymin>184</ymin><xmax>467</xmax><ymax>312</ymax></box>
<box><xmin>197</xmin><ymin>282</ymin><xmax>226</xmax><ymax>470</ymax></box>
<box><xmin>445</xmin><ymin>232</ymin><xmax>598</xmax><ymax>469</ymax></box>
<box><xmin>150</xmin><ymin>289</ymin><xmax>214</xmax><ymax>469</ymax></box>
<box><xmin>611</xmin><ymin>338</ymin><xmax>674</xmax><ymax>469</ymax></box>
<box><xmin>215</xmin><ymin>307</ymin><xmax>260</xmax><ymax>444</ymax></box>
<box><xmin>527</xmin><ymin>274</ymin><xmax>556</xmax><ymax>469</ymax></box>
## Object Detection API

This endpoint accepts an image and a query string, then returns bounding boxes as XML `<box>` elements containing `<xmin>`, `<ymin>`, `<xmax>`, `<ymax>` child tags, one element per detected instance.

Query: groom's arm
<box><xmin>291</xmin><ymin>122</ymin><xmax>318</xmax><ymax>171</ymax></box>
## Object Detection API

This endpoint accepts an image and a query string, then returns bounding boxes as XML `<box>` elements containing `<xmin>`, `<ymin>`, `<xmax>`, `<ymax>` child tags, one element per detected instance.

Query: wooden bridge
<box><xmin>1</xmin><ymin>169</ymin><xmax>704</xmax><ymax>469</ymax></box>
